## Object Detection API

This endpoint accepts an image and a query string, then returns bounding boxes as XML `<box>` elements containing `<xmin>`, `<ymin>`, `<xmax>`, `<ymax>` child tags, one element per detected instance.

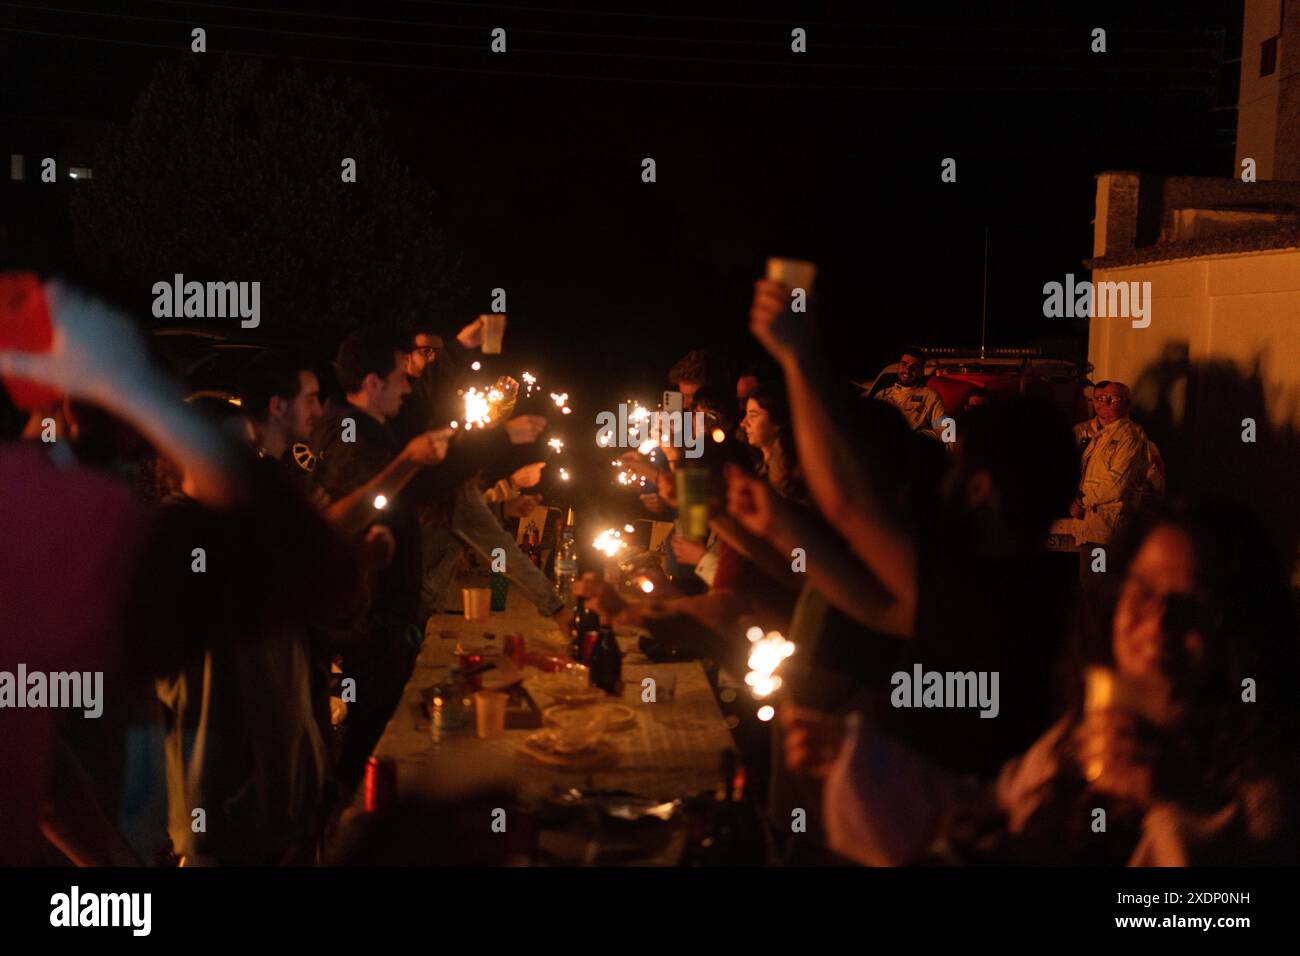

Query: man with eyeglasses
<box><xmin>1070</xmin><ymin>380</ymin><xmax>1157</xmax><ymax>545</ymax></box>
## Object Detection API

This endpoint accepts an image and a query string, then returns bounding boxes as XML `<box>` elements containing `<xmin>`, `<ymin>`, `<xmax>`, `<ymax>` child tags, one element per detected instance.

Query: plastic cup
<box><xmin>481</xmin><ymin>313</ymin><xmax>506</xmax><ymax>354</ymax></box>
<box><xmin>474</xmin><ymin>690</ymin><xmax>508</xmax><ymax>739</ymax></box>
<box><xmin>765</xmin><ymin>257</ymin><xmax>817</xmax><ymax>293</ymax></box>
<box><xmin>462</xmin><ymin>587</ymin><xmax>492</xmax><ymax>621</ymax></box>
<box><xmin>674</xmin><ymin>467</ymin><xmax>711</xmax><ymax>542</ymax></box>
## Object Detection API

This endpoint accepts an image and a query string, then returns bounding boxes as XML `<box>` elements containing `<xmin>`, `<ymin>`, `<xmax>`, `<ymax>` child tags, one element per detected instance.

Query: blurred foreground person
<box><xmin>0</xmin><ymin>280</ymin><xmax>361</xmax><ymax>865</ymax></box>
<box><xmin>748</xmin><ymin>276</ymin><xmax>1079</xmax><ymax>775</ymax></box>
<box><xmin>798</xmin><ymin>499</ymin><xmax>1300</xmax><ymax>865</ymax></box>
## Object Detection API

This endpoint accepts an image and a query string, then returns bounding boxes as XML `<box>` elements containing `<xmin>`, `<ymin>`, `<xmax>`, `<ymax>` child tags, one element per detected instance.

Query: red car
<box><xmin>858</xmin><ymin>348</ymin><xmax>1091</xmax><ymax>424</ymax></box>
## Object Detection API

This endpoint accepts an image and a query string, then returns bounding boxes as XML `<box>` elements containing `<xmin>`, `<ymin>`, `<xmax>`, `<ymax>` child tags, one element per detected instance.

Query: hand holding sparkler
<box><xmin>402</xmin><ymin>427</ymin><xmax>453</xmax><ymax>467</ymax></box>
<box><xmin>504</xmin><ymin>414</ymin><xmax>547</xmax><ymax>444</ymax></box>
<box><xmin>617</xmin><ymin>450</ymin><xmax>662</xmax><ymax>482</ymax></box>
<box><xmin>510</xmin><ymin>461</ymin><xmax>546</xmax><ymax>489</ymax></box>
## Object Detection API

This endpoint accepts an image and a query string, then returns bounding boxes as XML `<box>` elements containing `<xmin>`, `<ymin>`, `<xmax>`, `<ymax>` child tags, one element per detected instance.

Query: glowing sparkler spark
<box><xmin>547</xmin><ymin>437</ymin><xmax>564</xmax><ymax>453</ymax></box>
<box><xmin>463</xmin><ymin>387</ymin><xmax>491</xmax><ymax>429</ymax></box>
<box><xmin>558</xmin><ymin>468</ymin><xmax>570</xmax><ymax>481</ymax></box>
<box><xmin>744</xmin><ymin>629</ymin><xmax>796</xmax><ymax>701</ymax></box>
<box><xmin>460</xmin><ymin>376</ymin><xmax>519</xmax><ymax>430</ymax></box>
<box><xmin>592</xmin><ymin>528</ymin><xmax>628</xmax><ymax>558</ymax></box>
<box><xmin>612</xmin><ymin>460</ymin><xmax>648</xmax><ymax>488</ymax></box>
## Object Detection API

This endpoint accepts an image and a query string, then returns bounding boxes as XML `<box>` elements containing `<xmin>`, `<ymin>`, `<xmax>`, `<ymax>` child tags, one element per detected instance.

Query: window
<box><xmin>1261</xmin><ymin>35</ymin><xmax>1278</xmax><ymax>77</ymax></box>
<box><xmin>68</xmin><ymin>166</ymin><xmax>93</xmax><ymax>180</ymax></box>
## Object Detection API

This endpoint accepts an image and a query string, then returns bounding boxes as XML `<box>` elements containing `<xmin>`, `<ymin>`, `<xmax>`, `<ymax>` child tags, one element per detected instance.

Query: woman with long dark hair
<box><xmin>801</xmin><ymin>497</ymin><xmax>1300</xmax><ymax>865</ymax></box>
<box><xmin>741</xmin><ymin>382</ymin><xmax>805</xmax><ymax>503</ymax></box>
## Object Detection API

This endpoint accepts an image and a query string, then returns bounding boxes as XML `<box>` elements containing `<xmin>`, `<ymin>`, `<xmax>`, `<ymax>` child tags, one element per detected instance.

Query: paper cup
<box><xmin>1083</xmin><ymin>666</ymin><xmax>1174</xmax><ymax>727</ymax></box>
<box><xmin>480</xmin><ymin>313</ymin><xmax>506</xmax><ymax>354</ymax></box>
<box><xmin>474</xmin><ymin>690</ymin><xmax>508</xmax><ymax>739</ymax></box>
<box><xmin>462</xmin><ymin>587</ymin><xmax>492</xmax><ymax>621</ymax></box>
<box><xmin>765</xmin><ymin>257</ymin><xmax>817</xmax><ymax>293</ymax></box>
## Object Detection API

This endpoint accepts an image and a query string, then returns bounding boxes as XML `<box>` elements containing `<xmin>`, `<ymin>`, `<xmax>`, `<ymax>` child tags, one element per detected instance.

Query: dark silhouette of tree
<box><xmin>72</xmin><ymin>56</ymin><xmax>460</xmax><ymax>345</ymax></box>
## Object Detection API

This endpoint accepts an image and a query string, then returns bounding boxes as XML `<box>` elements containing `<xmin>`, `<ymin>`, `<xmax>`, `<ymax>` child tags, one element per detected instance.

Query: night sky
<box><xmin>2</xmin><ymin>0</ymin><xmax>1242</xmax><ymax>430</ymax></box>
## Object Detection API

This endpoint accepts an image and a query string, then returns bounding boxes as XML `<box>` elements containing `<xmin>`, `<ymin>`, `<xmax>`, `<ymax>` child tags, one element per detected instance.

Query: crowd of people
<box><xmin>577</xmin><ymin>275</ymin><xmax>1300</xmax><ymax>866</ymax></box>
<box><xmin>2</xmin><ymin>271</ymin><xmax>1297</xmax><ymax>866</ymax></box>
<box><xmin>0</xmin><ymin>283</ymin><xmax>565</xmax><ymax>865</ymax></box>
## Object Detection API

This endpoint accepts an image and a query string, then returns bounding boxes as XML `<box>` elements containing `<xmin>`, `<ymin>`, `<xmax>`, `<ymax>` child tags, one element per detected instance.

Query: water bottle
<box><xmin>555</xmin><ymin>508</ymin><xmax>578</xmax><ymax>609</ymax></box>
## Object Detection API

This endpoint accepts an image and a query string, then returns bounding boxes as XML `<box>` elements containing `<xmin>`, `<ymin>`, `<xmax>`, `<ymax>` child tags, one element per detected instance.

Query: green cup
<box><xmin>675</xmin><ymin>467</ymin><xmax>711</xmax><ymax>542</ymax></box>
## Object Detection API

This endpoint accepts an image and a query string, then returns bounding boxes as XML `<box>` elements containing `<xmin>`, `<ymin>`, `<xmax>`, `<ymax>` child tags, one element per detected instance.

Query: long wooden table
<box><xmin>334</xmin><ymin>587</ymin><xmax>736</xmax><ymax>862</ymax></box>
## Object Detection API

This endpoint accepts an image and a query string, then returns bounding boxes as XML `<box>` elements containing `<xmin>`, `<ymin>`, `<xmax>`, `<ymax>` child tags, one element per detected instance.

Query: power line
<box><xmin>0</xmin><ymin>24</ymin><xmax>1216</xmax><ymax>94</ymax></box>
<box><xmin>0</xmin><ymin>7</ymin><xmax>1219</xmax><ymax>79</ymax></box>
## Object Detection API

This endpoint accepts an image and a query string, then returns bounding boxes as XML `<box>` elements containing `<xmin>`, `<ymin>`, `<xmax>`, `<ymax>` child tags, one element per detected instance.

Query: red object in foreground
<box><xmin>503</xmin><ymin>633</ymin><xmax>527</xmax><ymax>668</ymax></box>
<box><xmin>0</xmin><ymin>272</ymin><xmax>61</xmax><ymax>411</ymax></box>
<box><xmin>364</xmin><ymin>756</ymin><xmax>397</xmax><ymax>813</ymax></box>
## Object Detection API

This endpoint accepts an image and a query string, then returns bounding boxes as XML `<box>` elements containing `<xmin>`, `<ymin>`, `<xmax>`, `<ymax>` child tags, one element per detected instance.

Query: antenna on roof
<box><xmin>980</xmin><ymin>226</ymin><xmax>989</xmax><ymax>360</ymax></box>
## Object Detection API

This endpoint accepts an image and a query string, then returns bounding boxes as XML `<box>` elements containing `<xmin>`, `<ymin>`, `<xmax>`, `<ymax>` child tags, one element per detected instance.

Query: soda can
<box><xmin>364</xmin><ymin>755</ymin><xmax>397</xmax><ymax>813</ymax></box>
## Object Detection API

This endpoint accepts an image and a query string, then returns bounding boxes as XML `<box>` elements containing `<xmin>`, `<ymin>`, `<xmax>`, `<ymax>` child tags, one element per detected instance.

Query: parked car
<box><xmin>856</xmin><ymin>347</ymin><xmax>1091</xmax><ymax>424</ymax></box>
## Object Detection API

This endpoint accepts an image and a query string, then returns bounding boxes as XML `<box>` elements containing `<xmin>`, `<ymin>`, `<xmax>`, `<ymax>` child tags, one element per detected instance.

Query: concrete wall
<box><xmin>1089</xmin><ymin>249</ymin><xmax>1300</xmax><ymax>571</ymax></box>
<box><xmin>1237</xmin><ymin>0</ymin><xmax>1283</xmax><ymax>179</ymax></box>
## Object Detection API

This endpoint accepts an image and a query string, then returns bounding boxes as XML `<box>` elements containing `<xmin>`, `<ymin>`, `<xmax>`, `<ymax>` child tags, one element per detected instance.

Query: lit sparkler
<box><xmin>744</xmin><ymin>627</ymin><xmax>796</xmax><ymax>701</ymax></box>
<box><xmin>613</xmin><ymin>460</ymin><xmax>649</xmax><ymax>488</ymax></box>
<box><xmin>592</xmin><ymin>528</ymin><xmax>629</xmax><ymax>558</ymax></box>
<box><xmin>460</xmin><ymin>375</ymin><xmax>519</xmax><ymax>430</ymax></box>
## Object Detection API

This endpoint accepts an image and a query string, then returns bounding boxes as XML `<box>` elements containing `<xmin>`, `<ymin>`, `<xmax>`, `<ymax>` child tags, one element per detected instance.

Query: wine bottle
<box><xmin>589</xmin><ymin>622</ymin><xmax>623</xmax><ymax>695</ymax></box>
<box><xmin>569</xmin><ymin>596</ymin><xmax>588</xmax><ymax>661</ymax></box>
